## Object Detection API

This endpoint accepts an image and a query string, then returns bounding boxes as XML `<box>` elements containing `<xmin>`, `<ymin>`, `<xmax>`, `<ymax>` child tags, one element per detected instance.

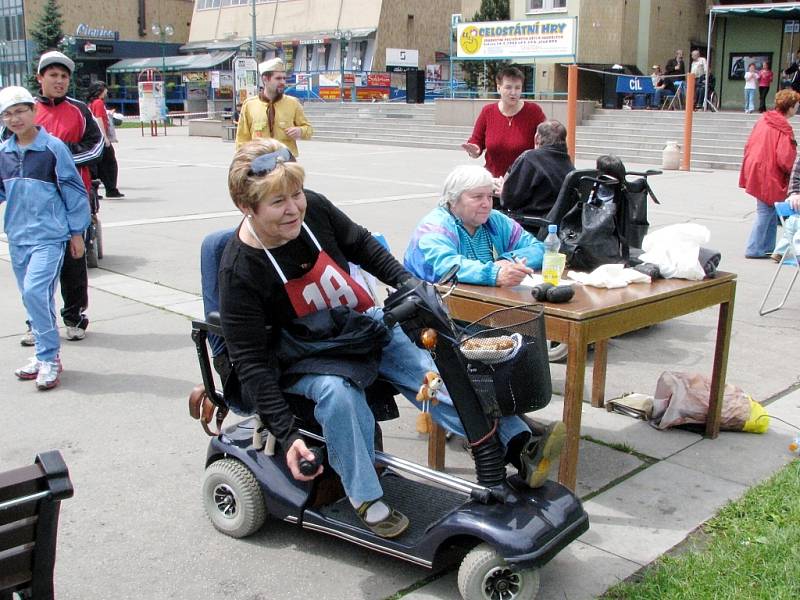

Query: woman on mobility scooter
<box><xmin>218</xmin><ymin>140</ymin><xmax>567</xmax><ymax>539</ymax></box>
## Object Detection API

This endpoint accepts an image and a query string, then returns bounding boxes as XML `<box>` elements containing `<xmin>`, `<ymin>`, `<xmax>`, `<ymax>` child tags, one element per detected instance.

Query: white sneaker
<box><xmin>66</xmin><ymin>326</ymin><xmax>86</xmax><ymax>341</ymax></box>
<box><xmin>15</xmin><ymin>357</ymin><xmax>40</xmax><ymax>380</ymax></box>
<box><xmin>20</xmin><ymin>326</ymin><xmax>35</xmax><ymax>347</ymax></box>
<box><xmin>35</xmin><ymin>359</ymin><xmax>62</xmax><ymax>391</ymax></box>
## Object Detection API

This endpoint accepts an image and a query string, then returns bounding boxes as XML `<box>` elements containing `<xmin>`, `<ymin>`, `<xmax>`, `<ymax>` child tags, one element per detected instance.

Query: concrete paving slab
<box><xmin>533</xmin><ymin>395</ymin><xmax>702</xmax><ymax>460</ymax></box>
<box><xmin>2</xmin><ymin>126</ymin><xmax>800</xmax><ymax>600</ymax></box>
<box><xmin>579</xmin><ymin>461</ymin><xmax>746</xmax><ymax>565</ymax></box>
<box><xmin>666</xmin><ymin>389</ymin><xmax>800</xmax><ymax>487</ymax></box>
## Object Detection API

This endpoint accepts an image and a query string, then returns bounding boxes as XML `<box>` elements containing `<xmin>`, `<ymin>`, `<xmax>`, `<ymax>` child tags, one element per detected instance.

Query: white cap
<box><xmin>38</xmin><ymin>50</ymin><xmax>75</xmax><ymax>75</ymax></box>
<box><xmin>0</xmin><ymin>86</ymin><xmax>36</xmax><ymax>114</ymax></box>
<box><xmin>259</xmin><ymin>57</ymin><xmax>285</xmax><ymax>75</ymax></box>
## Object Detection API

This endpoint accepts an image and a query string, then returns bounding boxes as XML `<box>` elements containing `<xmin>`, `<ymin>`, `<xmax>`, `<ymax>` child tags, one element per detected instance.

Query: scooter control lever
<box><xmin>299</xmin><ymin>446</ymin><xmax>325</xmax><ymax>476</ymax></box>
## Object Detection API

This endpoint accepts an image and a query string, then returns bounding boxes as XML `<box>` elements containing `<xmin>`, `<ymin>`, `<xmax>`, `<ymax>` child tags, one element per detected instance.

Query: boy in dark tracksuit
<box><xmin>0</xmin><ymin>86</ymin><xmax>90</xmax><ymax>390</ymax></box>
<box><xmin>32</xmin><ymin>50</ymin><xmax>104</xmax><ymax>342</ymax></box>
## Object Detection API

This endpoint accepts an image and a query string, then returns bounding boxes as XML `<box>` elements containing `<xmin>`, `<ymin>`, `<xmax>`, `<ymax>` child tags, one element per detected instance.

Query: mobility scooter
<box><xmin>190</xmin><ymin>271</ymin><xmax>588</xmax><ymax>600</ymax></box>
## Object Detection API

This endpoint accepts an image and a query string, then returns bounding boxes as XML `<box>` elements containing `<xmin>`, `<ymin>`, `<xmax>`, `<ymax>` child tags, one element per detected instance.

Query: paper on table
<box><xmin>518</xmin><ymin>273</ymin><xmax>576</xmax><ymax>288</ymax></box>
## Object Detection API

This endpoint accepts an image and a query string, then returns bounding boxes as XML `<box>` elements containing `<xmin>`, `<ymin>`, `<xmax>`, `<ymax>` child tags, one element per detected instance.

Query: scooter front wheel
<box><xmin>458</xmin><ymin>543</ymin><xmax>540</xmax><ymax>600</ymax></box>
<box><xmin>203</xmin><ymin>458</ymin><xmax>266</xmax><ymax>538</ymax></box>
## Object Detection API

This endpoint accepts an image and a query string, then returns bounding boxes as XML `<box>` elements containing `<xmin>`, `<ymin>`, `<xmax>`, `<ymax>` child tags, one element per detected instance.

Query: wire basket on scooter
<box><xmin>457</xmin><ymin>304</ymin><xmax>551</xmax><ymax>417</ymax></box>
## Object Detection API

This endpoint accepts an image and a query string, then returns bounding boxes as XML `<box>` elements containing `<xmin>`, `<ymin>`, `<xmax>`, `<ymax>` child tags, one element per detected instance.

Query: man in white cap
<box><xmin>235</xmin><ymin>57</ymin><xmax>313</xmax><ymax>156</ymax></box>
<box><xmin>32</xmin><ymin>50</ymin><xmax>104</xmax><ymax>342</ymax></box>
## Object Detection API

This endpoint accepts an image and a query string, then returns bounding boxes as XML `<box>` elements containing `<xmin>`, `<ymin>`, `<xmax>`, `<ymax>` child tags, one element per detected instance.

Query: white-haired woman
<box><xmin>404</xmin><ymin>165</ymin><xmax>544</xmax><ymax>286</ymax></box>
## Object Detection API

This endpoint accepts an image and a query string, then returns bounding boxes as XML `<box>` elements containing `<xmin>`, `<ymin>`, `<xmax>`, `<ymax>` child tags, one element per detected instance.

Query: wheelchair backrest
<box><xmin>538</xmin><ymin>168</ymin><xmax>598</xmax><ymax>239</ymax></box>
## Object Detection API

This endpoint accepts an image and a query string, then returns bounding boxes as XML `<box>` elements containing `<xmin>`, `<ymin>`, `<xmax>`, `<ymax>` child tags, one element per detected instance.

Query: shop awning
<box><xmin>258</xmin><ymin>27</ymin><xmax>376</xmax><ymax>45</ymax></box>
<box><xmin>106</xmin><ymin>51</ymin><xmax>237</xmax><ymax>74</ymax></box>
<box><xmin>710</xmin><ymin>2</ymin><xmax>800</xmax><ymax>18</ymax></box>
<box><xmin>180</xmin><ymin>39</ymin><xmax>276</xmax><ymax>53</ymax></box>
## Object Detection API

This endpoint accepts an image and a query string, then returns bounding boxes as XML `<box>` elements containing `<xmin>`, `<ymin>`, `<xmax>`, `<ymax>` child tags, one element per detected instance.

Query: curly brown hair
<box><xmin>228</xmin><ymin>139</ymin><xmax>304</xmax><ymax>211</ymax></box>
<box><xmin>774</xmin><ymin>89</ymin><xmax>800</xmax><ymax>114</ymax></box>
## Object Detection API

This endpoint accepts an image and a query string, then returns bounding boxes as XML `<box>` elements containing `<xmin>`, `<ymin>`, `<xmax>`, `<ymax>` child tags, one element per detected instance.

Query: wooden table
<box><xmin>430</xmin><ymin>272</ymin><xmax>737</xmax><ymax>491</ymax></box>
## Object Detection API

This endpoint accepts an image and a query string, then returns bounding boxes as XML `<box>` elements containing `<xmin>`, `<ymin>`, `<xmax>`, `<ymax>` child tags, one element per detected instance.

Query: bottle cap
<box><xmin>548</xmin><ymin>224</ymin><xmax>557</xmax><ymax>233</ymax></box>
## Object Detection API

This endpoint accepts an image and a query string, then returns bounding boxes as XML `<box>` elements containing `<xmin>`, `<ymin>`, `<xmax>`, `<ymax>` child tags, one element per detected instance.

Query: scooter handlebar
<box><xmin>298</xmin><ymin>446</ymin><xmax>325</xmax><ymax>476</ymax></box>
<box><xmin>383</xmin><ymin>298</ymin><xmax>419</xmax><ymax>328</ymax></box>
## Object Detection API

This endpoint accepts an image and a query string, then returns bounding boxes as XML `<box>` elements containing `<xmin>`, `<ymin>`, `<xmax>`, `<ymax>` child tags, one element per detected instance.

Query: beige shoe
<box><xmin>519</xmin><ymin>421</ymin><xmax>567</xmax><ymax>488</ymax></box>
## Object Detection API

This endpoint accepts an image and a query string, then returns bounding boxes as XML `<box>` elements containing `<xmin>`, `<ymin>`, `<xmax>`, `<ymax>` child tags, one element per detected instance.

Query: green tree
<box><xmin>26</xmin><ymin>0</ymin><xmax>81</xmax><ymax>95</ymax></box>
<box><xmin>461</xmin><ymin>0</ymin><xmax>511</xmax><ymax>93</ymax></box>
<box><xmin>28</xmin><ymin>0</ymin><xmax>65</xmax><ymax>52</ymax></box>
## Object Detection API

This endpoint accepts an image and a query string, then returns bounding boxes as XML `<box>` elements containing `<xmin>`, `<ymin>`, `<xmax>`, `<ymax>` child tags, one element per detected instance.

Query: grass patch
<box><xmin>604</xmin><ymin>460</ymin><xmax>800</xmax><ymax>599</ymax></box>
<box><xmin>581</xmin><ymin>434</ymin><xmax>653</xmax><ymax>461</ymax></box>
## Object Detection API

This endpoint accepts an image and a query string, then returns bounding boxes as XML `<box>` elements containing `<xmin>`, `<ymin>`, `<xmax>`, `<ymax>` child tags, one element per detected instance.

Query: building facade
<box><xmin>186</xmin><ymin>0</ymin><xmax>476</xmax><ymax>83</ymax></box>
<box><xmin>507</xmin><ymin>0</ymin><xmax>710</xmax><ymax>102</ymax></box>
<box><xmin>0</xmin><ymin>0</ymin><xmax>193</xmax><ymax>88</ymax></box>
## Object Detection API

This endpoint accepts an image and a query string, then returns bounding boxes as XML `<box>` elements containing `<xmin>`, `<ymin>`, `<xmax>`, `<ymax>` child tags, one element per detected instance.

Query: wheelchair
<box><xmin>189</xmin><ymin>234</ymin><xmax>589</xmax><ymax>600</ymax></box>
<box><xmin>85</xmin><ymin>179</ymin><xmax>103</xmax><ymax>268</ymax></box>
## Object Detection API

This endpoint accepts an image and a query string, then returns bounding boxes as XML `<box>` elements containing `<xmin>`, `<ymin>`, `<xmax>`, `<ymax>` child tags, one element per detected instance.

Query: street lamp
<box><xmin>151</xmin><ymin>23</ymin><xmax>174</xmax><ymax>75</ymax></box>
<box><xmin>333</xmin><ymin>29</ymin><xmax>352</xmax><ymax>102</ymax></box>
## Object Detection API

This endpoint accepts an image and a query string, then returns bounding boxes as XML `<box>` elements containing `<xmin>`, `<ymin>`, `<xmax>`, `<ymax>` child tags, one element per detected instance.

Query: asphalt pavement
<box><xmin>2</xmin><ymin>126</ymin><xmax>799</xmax><ymax>600</ymax></box>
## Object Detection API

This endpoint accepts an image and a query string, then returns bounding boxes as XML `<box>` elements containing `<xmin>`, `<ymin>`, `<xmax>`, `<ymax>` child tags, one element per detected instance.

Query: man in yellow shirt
<box><xmin>235</xmin><ymin>57</ymin><xmax>313</xmax><ymax>156</ymax></box>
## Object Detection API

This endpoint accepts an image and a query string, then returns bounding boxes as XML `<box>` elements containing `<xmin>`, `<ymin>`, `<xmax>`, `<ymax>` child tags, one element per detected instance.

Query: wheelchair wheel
<box><xmin>85</xmin><ymin>220</ymin><xmax>99</xmax><ymax>269</ymax></box>
<box><xmin>203</xmin><ymin>458</ymin><xmax>266</xmax><ymax>538</ymax></box>
<box><xmin>458</xmin><ymin>543</ymin><xmax>540</xmax><ymax>600</ymax></box>
<box><xmin>547</xmin><ymin>340</ymin><xmax>568</xmax><ymax>362</ymax></box>
<box><xmin>95</xmin><ymin>217</ymin><xmax>103</xmax><ymax>259</ymax></box>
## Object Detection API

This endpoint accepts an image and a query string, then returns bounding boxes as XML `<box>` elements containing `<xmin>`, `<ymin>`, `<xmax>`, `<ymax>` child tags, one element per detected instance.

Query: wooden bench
<box><xmin>0</xmin><ymin>451</ymin><xmax>74</xmax><ymax>600</ymax></box>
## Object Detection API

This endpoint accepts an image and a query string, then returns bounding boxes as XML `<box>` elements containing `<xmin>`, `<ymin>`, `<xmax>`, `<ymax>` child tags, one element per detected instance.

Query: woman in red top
<box><xmin>462</xmin><ymin>66</ymin><xmax>546</xmax><ymax>181</ymax></box>
<box><xmin>87</xmin><ymin>82</ymin><xmax>124</xmax><ymax>198</ymax></box>
<box><xmin>739</xmin><ymin>89</ymin><xmax>799</xmax><ymax>258</ymax></box>
<box><xmin>758</xmin><ymin>61</ymin><xmax>774</xmax><ymax>113</ymax></box>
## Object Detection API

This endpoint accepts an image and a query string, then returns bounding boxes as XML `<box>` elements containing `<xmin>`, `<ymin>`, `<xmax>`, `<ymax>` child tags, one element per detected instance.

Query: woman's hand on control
<box><xmin>287</xmin><ymin>438</ymin><xmax>323</xmax><ymax>481</ymax></box>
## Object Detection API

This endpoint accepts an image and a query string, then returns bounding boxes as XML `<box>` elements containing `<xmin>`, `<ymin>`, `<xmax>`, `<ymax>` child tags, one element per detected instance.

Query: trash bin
<box><xmin>406</xmin><ymin>70</ymin><xmax>425</xmax><ymax>104</ymax></box>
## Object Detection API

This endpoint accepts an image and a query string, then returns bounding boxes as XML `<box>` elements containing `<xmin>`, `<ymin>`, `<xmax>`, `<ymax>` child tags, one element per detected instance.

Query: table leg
<box><xmin>591</xmin><ymin>339</ymin><xmax>609</xmax><ymax>408</ymax></box>
<box><xmin>428</xmin><ymin>422</ymin><xmax>446</xmax><ymax>470</ymax></box>
<box><xmin>706</xmin><ymin>287</ymin><xmax>735</xmax><ymax>438</ymax></box>
<box><xmin>558</xmin><ymin>324</ymin><xmax>588</xmax><ymax>491</ymax></box>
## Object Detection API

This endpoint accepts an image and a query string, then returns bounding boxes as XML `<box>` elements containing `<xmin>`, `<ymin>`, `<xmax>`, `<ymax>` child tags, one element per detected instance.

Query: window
<box><xmin>527</xmin><ymin>0</ymin><xmax>567</xmax><ymax>13</ymax></box>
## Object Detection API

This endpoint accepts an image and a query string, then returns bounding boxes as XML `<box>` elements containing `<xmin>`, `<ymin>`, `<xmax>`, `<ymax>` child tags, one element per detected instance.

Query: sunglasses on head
<box><xmin>247</xmin><ymin>147</ymin><xmax>294</xmax><ymax>176</ymax></box>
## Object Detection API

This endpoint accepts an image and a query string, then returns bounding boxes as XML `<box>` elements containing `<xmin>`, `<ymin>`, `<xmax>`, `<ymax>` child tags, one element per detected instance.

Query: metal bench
<box><xmin>0</xmin><ymin>451</ymin><xmax>74</xmax><ymax>600</ymax></box>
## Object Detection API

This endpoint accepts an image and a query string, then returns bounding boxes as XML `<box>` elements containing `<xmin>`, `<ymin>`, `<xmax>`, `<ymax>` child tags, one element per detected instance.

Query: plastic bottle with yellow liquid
<box><xmin>542</xmin><ymin>224</ymin><xmax>562</xmax><ymax>286</ymax></box>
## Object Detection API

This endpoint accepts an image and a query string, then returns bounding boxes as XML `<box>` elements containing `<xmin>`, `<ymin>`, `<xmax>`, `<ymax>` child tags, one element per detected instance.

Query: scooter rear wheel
<box><xmin>203</xmin><ymin>458</ymin><xmax>266</xmax><ymax>538</ymax></box>
<box><xmin>458</xmin><ymin>543</ymin><xmax>540</xmax><ymax>600</ymax></box>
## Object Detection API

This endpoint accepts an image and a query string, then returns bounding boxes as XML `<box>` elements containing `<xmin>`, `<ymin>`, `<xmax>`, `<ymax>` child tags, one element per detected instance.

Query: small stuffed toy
<box><xmin>416</xmin><ymin>371</ymin><xmax>443</xmax><ymax>434</ymax></box>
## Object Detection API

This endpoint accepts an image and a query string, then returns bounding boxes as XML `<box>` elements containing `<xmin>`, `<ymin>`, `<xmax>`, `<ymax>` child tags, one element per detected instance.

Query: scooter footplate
<box><xmin>317</xmin><ymin>473</ymin><xmax>468</xmax><ymax>544</ymax></box>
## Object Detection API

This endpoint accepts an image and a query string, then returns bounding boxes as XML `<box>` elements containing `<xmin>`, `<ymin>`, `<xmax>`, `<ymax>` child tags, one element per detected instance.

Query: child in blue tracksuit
<box><xmin>0</xmin><ymin>87</ymin><xmax>90</xmax><ymax>390</ymax></box>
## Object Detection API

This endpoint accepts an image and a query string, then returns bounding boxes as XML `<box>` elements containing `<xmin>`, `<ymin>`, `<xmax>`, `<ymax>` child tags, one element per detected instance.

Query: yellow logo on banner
<box><xmin>460</xmin><ymin>26</ymin><xmax>482</xmax><ymax>55</ymax></box>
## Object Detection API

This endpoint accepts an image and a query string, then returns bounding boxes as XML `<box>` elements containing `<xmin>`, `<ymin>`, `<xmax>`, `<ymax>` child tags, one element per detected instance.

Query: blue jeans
<box><xmin>652</xmin><ymin>88</ymin><xmax>665</xmax><ymax>108</ymax></box>
<box><xmin>744</xmin><ymin>88</ymin><xmax>756</xmax><ymax>112</ymax></box>
<box><xmin>745</xmin><ymin>200</ymin><xmax>778</xmax><ymax>257</ymax></box>
<box><xmin>285</xmin><ymin>307</ymin><xmax>530</xmax><ymax>503</ymax></box>
<box><xmin>10</xmin><ymin>243</ymin><xmax>66</xmax><ymax>363</ymax></box>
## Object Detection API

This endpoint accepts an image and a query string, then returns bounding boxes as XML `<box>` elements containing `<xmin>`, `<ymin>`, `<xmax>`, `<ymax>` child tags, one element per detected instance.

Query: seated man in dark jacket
<box><xmin>499</xmin><ymin>120</ymin><xmax>574</xmax><ymax>221</ymax></box>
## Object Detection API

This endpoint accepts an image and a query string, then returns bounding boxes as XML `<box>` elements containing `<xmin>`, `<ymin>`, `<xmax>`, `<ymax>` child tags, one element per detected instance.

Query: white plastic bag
<box><xmin>639</xmin><ymin>223</ymin><xmax>710</xmax><ymax>280</ymax></box>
